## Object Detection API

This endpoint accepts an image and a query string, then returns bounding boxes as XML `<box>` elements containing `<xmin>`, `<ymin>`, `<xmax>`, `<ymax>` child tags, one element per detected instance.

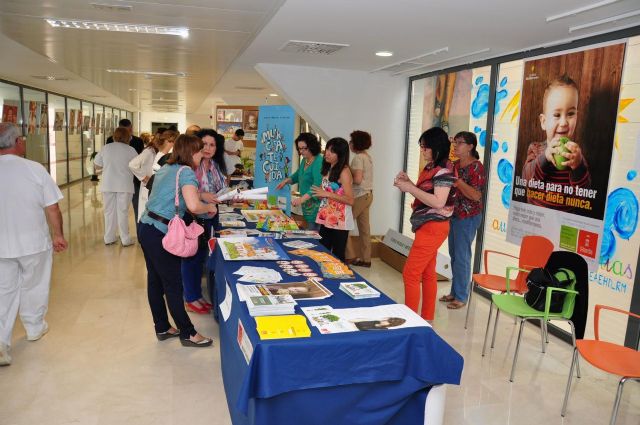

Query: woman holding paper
<box><xmin>394</xmin><ymin>127</ymin><xmax>454</xmax><ymax>321</ymax></box>
<box><xmin>181</xmin><ymin>129</ymin><xmax>227</xmax><ymax>314</ymax></box>
<box><xmin>276</xmin><ymin>133</ymin><xmax>323</xmax><ymax>230</ymax></box>
<box><xmin>311</xmin><ymin>137</ymin><xmax>354</xmax><ymax>261</ymax></box>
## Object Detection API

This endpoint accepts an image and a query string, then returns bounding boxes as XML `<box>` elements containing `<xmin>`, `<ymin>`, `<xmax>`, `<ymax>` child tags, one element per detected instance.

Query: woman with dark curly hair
<box><xmin>180</xmin><ymin>129</ymin><xmax>227</xmax><ymax>315</ymax></box>
<box><xmin>311</xmin><ymin>137</ymin><xmax>354</xmax><ymax>261</ymax></box>
<box><xmin>394</xmin><ymin>127</ymin><xmax>455</xmax><ymax>321</ymax></box>
<box><xmin>345</xmin><ymin>130</ymin><xmax>374</xmax><ymax>267</ymax></box>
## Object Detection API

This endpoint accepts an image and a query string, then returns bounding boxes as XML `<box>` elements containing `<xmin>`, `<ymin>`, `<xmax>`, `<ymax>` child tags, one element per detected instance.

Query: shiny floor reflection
<box><xmin>0</xmin><ymin>180</ymin><xmax>638</xmax><ymax>425</ymax></box>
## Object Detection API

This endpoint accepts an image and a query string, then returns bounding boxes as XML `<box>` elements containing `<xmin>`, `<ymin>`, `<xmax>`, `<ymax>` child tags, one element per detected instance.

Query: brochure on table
<box><xmin>219</xmin><ymin>237</ymin><xmax>289</xmax><ymax>261</ymax></box>
<box><xmin>301</xmin><ymin>304</ymin><xmax>430</xmax><ymax>334</ymax></box>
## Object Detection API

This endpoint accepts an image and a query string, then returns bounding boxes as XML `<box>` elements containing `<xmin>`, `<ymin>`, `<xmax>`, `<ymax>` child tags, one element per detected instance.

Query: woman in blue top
<box><xmin>276</xmin><ymin>133</ymin><xmax>323</xmax><ymax>230</ymax></box>
<box><xmin>139</xmin><ymin>134</ymin><xmax>217</xmax><ymax>347</ymax></box>
<box><xmin>181</xmin><ymin>129</ymin><xmax>227</xmax><ymax>314</ymax></box>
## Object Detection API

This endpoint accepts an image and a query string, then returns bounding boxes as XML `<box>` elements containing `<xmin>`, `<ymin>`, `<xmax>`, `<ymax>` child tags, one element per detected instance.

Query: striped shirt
<box><xmin>409</xmin><ymin>164</ymin><xmax>455</xmax><ymax>232</ymax></box>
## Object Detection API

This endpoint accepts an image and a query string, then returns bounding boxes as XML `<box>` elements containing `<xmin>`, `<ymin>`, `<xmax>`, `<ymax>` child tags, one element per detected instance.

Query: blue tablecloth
<box><xmin>207</xmin><ymin>223</ymin><xmax>463</xmax><ymax>425</ymax></box>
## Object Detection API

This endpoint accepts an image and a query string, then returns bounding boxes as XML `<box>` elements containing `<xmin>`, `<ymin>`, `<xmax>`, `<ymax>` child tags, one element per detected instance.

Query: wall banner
<box><xmin>254</xmin><ymin>105</ymin><xmax>295</xmax><ymax>214</ymax></box>
<box><xmin>507</xmin><ymin>44</ymin><xmax>626</xmax><ymax>270</ymax></box>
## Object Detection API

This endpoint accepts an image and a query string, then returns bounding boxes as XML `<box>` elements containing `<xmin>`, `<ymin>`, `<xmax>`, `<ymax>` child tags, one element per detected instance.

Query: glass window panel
<box><xmin>22</xmin><ymin>88</ymin><xmax>48</xmax><ymax>169</ymax></box>
<box><xmin>48</xmin><ymin>94</ymin><xmax>67</xmax><ymax>185</ymax></box>
<box><xmin>402</xmin><ymin>66</ymin><xmax>492</xmax><ymax>278</ymax></box>
<box><xmin>105</xmin><ymin>107</ymin><xmax>113</xmax><ymax>140</ymax></box>
<box><xmin>81</xmin><ymin>101</ymin><xmax>94</xmax><ymax>179</ymax></box>
<box><xmin>94</xmin><ymin>105</ymin><xmax>105</xmax><ymax>151</ymax></box>
<box><xmin>67</xmin><ymin>98</ymin><xmax>82</xmax><ymax>182</ymax></box>
<box><xmin>0</xmin><ymin>81</ymin><xmax>23</xmax><ymax>130</ymax></box>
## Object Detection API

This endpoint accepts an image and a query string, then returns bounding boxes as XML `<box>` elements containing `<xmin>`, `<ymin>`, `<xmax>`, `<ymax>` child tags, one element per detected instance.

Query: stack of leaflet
<box><xmin>233</xmin><ymin>266</ymin><xmax>283</xmax><ymax>283</ymax></box>
<box><xmin>237</xmin><ymin>282</ymin><xmax>296</xmax><ymax>316</ymax></box>
<box><xmin>339</xmin><ymin>281</ymin><xmax>381</xmax><ymax>299</ymax></box>
<box><xmin>245</xmin><ymin>295</ymin><xmax>296</xmax><ymax>317</ymax></box>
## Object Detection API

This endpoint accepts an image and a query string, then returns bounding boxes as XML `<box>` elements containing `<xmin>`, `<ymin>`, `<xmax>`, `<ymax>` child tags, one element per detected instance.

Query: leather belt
<box><xmin>147</xmin><ymin>211</ymin><xmax>170</xmax><ymax>225</ymax></box>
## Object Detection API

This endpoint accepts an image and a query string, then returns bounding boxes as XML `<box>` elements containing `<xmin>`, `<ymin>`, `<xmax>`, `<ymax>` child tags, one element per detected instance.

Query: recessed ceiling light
<box><xmin>375</xmin><ymin>51</ymin><xmax>394</xmax><ymax>57</ymax></box>
<box><xmin>269</xmin><ymin>93</ymin><xmax>279</xmax><ymax>97</ymax></box>
<box><xmin>106</xmin><ymin>69</ymin><xmax>187</xmax><ymax>77</ymax></box>
<box><xmin>45</xmin><ymin>19</ymin><xmax>189</xmax><ymax>38</ymax></box>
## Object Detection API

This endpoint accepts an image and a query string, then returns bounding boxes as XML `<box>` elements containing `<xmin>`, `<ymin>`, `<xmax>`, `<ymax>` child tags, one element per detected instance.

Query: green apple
<box><xmin>553</xmin><ymin>136</ymin><xmax>570</xmax><ymax>170</ymax></box>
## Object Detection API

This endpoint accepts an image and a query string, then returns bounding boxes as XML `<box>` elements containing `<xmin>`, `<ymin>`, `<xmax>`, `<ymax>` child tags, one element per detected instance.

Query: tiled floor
<box><xmin>0</xmin><ymin>180</ymin><xmax>638</xmax><ymax>425</ymax></box>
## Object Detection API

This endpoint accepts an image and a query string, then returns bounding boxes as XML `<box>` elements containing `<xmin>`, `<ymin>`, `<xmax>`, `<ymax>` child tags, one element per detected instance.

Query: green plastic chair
<box><xmin>482</xmin><ymin>267</ymin><xmax>581</xmax><ymax>382</ymax></box>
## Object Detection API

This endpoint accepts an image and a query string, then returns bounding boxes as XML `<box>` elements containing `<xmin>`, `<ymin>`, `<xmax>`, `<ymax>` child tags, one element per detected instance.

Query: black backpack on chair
<box><xmin>524</xmin><ymin>267</ymin><xmax>575</xmax><ymax>313</ymax></box>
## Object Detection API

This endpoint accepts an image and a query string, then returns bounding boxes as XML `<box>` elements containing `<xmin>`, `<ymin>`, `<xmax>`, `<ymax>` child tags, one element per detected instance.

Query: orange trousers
<box><xmin>403</xmin><ymin>220</ymin><xmax>450</xmax><ymax>320</ymax></box>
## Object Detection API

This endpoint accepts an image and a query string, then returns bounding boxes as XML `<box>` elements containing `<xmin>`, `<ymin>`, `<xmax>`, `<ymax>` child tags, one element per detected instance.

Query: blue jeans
<box><xmin>447</xmin><ymin>214</ymin><xmax>482</xmax><ymax>303</ymax></box>
<box><xmin>181</xmin><ymin>217</ymin><xmax>217</xmax><ymax>303</ymax></box>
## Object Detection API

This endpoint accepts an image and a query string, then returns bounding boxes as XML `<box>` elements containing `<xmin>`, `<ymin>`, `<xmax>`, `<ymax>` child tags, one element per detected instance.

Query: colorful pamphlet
<box><xmin>288</xmin><ymin>248</ymin><xmax>355</xmax><ymax>279</ymax></box>
<box><xmin>241</xmin><ymin>209</ymin><xmax>288</xmax><ymax>223</ymax></box>
<box><xmin>236</xmin><ymin>278</ymin><xmax>332</xmax><ymax>301</ymax></box>
<box><xmin>219</xmin><ymin>237</ymin><xmax>289</xmax><ymax>261</ymax></box>
<box><xmin>255</xmin><ymin>315</ymin><xmax>311</xmax><ymax>339</ymax></box>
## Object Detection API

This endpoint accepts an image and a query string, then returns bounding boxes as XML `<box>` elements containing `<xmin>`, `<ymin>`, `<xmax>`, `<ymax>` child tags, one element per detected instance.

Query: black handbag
<box><xmin>524</xmin><ymin>267</ymin><xmax>575</xmax><ymax>313</ymax></box>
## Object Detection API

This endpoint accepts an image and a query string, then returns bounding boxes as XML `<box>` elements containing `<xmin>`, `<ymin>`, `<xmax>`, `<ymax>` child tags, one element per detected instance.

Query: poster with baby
<box><xmin>507</xmin><ymin>43</ymin><xmax>626</xmax><ymax>269</ymax></box>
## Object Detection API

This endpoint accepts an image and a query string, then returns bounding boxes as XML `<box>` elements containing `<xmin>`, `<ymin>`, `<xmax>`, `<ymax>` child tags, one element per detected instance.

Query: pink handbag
<box><xmin>162</xmin><ymin>166</ymin><xmax>204</xmax><ymax>257</ymax></box>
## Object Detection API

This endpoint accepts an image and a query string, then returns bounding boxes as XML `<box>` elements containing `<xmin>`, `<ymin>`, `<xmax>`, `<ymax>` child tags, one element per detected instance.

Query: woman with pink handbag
<box><xmin>138</xmin><ymin>134</ymin><xmax>217</xmax><ymax>347</ymax></box>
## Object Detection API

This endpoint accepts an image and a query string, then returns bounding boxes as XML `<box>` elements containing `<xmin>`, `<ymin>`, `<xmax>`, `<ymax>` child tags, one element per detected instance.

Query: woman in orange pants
<box><xmin>394</xmin><ymin>127</ymin><xmax>454</xmax><ymax>320</ymax></box>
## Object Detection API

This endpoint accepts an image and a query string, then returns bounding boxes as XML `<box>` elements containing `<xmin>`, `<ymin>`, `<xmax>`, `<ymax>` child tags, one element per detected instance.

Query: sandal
<box><xmin>439</xmin><ymin>295</ymin><xmax>455</xmax><ymax>303</ymax></box>
<box><xmin>180</xmin><ymin>335</ymin><xmax>213</xmax><ymax>348</ymax></box>
<box><xmin>446</xmin><ymin>300</ymin><xmax>466</xmax><ymax>310</ymax></box>
<box><xmin>156</xmin><ymin>328</ymin><xmax>180</xmax><ymax>341</ymax></box>
<box><xmin>351</xmin><ymin>260</ymin><xmax>371</xmax><ymax>268</ymax></box>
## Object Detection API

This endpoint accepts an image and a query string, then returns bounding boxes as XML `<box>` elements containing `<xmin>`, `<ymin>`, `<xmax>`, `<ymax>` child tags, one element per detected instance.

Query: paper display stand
<box><xmin>379</xmin><ymin>229</ymin><xmax>451</xmax><ymax>281</ymax></box>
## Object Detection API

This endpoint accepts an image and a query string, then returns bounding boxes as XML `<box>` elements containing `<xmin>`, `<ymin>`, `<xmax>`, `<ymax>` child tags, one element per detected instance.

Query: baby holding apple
<box><xmin>522</xmin><ymin>74</ymin><xmax>591</xmax><ymax>209</ymax></box>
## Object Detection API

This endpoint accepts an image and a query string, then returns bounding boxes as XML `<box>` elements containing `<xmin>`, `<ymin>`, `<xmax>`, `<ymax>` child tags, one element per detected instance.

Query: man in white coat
<box><xmin>0</xmin><ymin>122</ymin><xmax>68</xmax><ymax>366</ymax></box>
<box><xmin>94</xmin><ymin>127</ymin><xmax>138</xmax><ymax>245</ymax></box>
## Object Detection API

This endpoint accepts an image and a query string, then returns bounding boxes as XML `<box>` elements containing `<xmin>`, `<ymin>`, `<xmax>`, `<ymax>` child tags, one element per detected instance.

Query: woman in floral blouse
<box><xmin>440</xmin><ymin>131</ymin><xmax>486</xmax><ymax>309</ymax></box>
<box><xmin>311</xmin><ymin>137</ymin><xmax>354</xmax><ymax>261</ymax></box>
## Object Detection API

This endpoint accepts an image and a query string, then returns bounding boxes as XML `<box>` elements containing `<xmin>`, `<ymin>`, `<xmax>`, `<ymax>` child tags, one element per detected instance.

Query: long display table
<box><xmin>207</xmin><ymin>220</ymin><xmax>463</xmax><ymax>425</ymax></box>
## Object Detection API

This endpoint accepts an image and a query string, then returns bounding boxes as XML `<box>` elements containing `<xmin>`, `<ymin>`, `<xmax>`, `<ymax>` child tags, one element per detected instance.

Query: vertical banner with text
<box><xmin>254</xmin><ymin>105</ymin><xmax>295</xmax><ymax>215</ymax></box>
<box><xmin>507</xmin><ymin>44</ymin><xmax>626</xmax><ymax>270</ymax></box>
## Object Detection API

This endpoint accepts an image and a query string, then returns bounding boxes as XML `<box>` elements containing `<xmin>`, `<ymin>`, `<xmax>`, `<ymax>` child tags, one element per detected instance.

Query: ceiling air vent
<box><xmin>90</xmin><ymin>3</ymin><xmax>133</xmax><ymax>12</ymax></box>
<box><xmin>234</xmin><ymin>86</ymin><xmax>266</xmax><ymax>91</ymax></box>
<box><xmin>279</xmin><ymin>40</ymin><xmax>349</xmax><ymax>55</ymax></box>
<box><xmin>31</xmin><ymin>75</ymin><xmax>69</xmax><ymax>81</ymax></box>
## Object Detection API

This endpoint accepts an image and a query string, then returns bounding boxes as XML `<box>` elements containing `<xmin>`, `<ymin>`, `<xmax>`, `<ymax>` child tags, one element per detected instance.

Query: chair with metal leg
<box><xmin>465</xmin><ymin>235</ymin><xmax>553</xmax><ymax>333</ymax></box>
<box><xmin>562</xmin><ymin>304</ymin><xmax>640</xmax><ymax>424</ymax></box>
<box><xmin>482</xmin><ymin>251</ymin><xmax>587</xmax><ymax>382</ymax></box>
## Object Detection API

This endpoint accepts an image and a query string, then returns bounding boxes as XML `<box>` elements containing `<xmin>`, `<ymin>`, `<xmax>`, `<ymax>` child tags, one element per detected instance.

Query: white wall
<box><xmin>139</xmin><ymin>112</ymin><xmax>186</xmax><ymax>134</ymax></box>
<box><xmin>186</xmin><ymin>113</ymin><xmax>214</xmax><ymax>129</ymax></box>
<box><xmin>256</xmin><ymin>63</ymin><xmax>408</xmax><ymax>235</ymax></box>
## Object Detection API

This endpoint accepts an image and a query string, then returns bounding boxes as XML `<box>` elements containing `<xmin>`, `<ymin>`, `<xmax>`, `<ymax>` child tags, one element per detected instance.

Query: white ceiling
<box><xmin>0</xmin><ymin>0</ymin><xmax>639</xmax><ymax>115</ymax></box>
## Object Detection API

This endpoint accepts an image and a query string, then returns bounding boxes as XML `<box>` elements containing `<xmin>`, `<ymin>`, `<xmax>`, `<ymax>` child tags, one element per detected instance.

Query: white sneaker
<box><xmin>27</xmin><ymin>322</ymin><xmax>49</xmax><ymax>341</ymax></box>
<box><xmin>0</xmin><ymin>343</ymin><xmax>11</xmax><ymax>366</ymax></box>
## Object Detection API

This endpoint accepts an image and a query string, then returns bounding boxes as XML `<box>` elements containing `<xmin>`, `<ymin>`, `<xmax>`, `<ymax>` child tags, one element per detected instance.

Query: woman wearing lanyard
<box><xmin>138</xmin><ymin>134</ymin><xmax>216</xmax><ymax>347</ymax></box>
<box><xmin>394</xmin><ymin>127</ymin><xmax>454</xmax><ymax>321</ymax></box>
<box><xmin>181</xmin><ymin>129</ymin><xmax>227</xmax><ymax>314</ymax></box>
